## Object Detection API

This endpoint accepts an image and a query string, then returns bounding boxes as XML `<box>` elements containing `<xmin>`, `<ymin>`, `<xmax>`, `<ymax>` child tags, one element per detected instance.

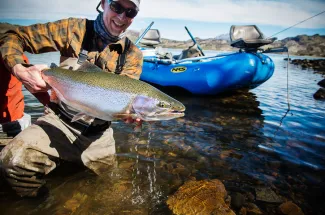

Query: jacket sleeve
<box><xmin>120</xmin><ymin>43</ymin><xmax>143</xmax><ymax>80</ymax></box>
<box><xmin>0</xmin><ymin>18</ymin><xmax>86</xmax><ymax>71</ymax></box>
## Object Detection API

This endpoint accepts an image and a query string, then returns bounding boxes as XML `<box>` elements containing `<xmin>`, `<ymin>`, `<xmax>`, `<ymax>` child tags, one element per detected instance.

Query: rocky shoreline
<box><xmin>285</xmin><ymin>58</ymin><xmax>325</xmax><ymax>99</ymax></box>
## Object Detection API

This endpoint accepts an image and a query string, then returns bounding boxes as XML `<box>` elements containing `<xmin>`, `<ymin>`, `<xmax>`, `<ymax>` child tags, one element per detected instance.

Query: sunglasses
<box><xmin>109</xmin><ymin>1</ymin><xmax>138</xmax><ymax>19</ymax></box>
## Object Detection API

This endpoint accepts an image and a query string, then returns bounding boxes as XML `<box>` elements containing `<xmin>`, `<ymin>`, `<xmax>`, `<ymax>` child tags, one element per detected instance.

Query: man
<box><xmin>0</xmin><ymin>24</ymin><xmax>50</xmax><ymax>137</ymax></box>
<box><xmin>0</xmin><ymin>0</ymin><xmax>143</xmax><ymax>197</ymax></box>
<box><xmin>0</xmin><ymin>54</ymin><xmax>33</xmax><ymax>137</ymax></box>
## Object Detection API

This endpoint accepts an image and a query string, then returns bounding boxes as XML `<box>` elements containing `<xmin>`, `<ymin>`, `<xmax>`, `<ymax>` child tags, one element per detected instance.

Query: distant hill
<box><xmin>1</xmin><ymin>22</ymin><xmax>324</xmax><ymax>57</ymax></box>
<box><xmin>263</xmin><ymin>34</ymin><xmax>325</xmax><ymax>57</ymax></box>
<box><xmin>215</xmin><ymin>33</ymin><xmax>230</xmax><ymax>41</ymax></box>
<box><xmin>0</xmin><ymin>22</ymin><xmax>19</xmax><ymax>36</ymax></box>
<box><xmin>137</xmin><ymin>32</ymin><xmax>325</xmax><ymax>57</ymax></box>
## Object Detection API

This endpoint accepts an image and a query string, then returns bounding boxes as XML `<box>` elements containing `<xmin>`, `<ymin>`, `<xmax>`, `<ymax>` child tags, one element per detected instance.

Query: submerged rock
<box><xmin>255</xmin><ymin>187</ymin><xmax>283</xmax><ymax>203</ymax></box>
<box><xmin>278</xmin><ymin>201</ymin><xmax>304</xmax><ymax>215</ymax></box>
<box><xmin>60</xmin><ymin>192</ymin><xmax>88</xmax><ymax>214</ymax></box>
<box><xmin>318</xmin><ymin>79</ymin><xmax>325</xmax><ymax>88</ymax></box>
<box><xmin>313</xmin><ymin>88</ymin><xmax>325</xmax><ymax>100</ymax></box>
<box><xmin>246</xmin><ymin>203</ymin><xmax>263</xmax><ymax>215</ymax></box>
<box><xmin>167</xmin><ymin>179</ymin><xmax>235</xmax><ymax>215</ymax></box>
<box><xmin>291</xmin><ymin>59</ymin><xmax>325</xmax><ymax>73</ymax></box>
<box><xmin>231</xmin><ymin>192</ymin><xmax>246</xmax><ymax>209</ymax></box>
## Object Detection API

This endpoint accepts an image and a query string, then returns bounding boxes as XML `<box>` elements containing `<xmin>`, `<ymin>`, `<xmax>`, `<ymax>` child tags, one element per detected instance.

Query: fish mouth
<box><xmin>156</xmin><ymin>110</ymin><xmax>185</xmax><ymax>118</ymax></box>
<box><xmin>170</xmin><ymin>110</ymin><xmax>185</xmax><ymax>115</ymax></box>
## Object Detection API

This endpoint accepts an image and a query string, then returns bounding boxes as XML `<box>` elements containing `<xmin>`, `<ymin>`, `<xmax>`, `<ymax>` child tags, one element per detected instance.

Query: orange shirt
<box><xmin>0</xmin><ymin>55</ymin><xmax>27</xmax><ymax>123</ymax></box>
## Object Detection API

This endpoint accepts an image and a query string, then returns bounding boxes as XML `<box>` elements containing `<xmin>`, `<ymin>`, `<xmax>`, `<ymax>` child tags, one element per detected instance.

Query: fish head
<box><xmin>132</xmin><ymin>95</ymin><xmax>185</xmax><ymax>121</ymax></box>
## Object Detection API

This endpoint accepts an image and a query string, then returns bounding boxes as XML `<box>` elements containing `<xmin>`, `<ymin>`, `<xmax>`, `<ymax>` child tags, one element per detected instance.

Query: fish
<box><xmin>42</xmin><ymin>62</ymin><xmax>185</xmax><ymax>122</ymax></box>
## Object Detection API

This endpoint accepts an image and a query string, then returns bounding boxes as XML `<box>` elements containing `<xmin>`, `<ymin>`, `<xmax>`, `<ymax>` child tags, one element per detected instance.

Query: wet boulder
<box><xmin>167</xmin><ymin>179</ymin><xmax>235</xmax><ymax>215</ymax></box>
<box><xmin>245</xmin><ymin>203</ymin><xmax>263</xmax><ymax>215</ymax></box>
<box><xmin>231</xmin><ymin>192</ymin><xmax>246</xmax><ymax>209</ymax></box>
<box><xmin>255</xmin><ymin>187</ymin><xmax>283</xmax><ymax>203</ymax></box>
<box><xmin>291</xmin><ymin>59</ymin><xmax>325</xmax><ymax>73</ymax></box>
<box><xmin>278</xmin><ymin>201</ymin><xmax>304</xmax><ymax>215</ymax></box>
<box><xmin>317</xmin><ymin>79</ymin><xmax>325</xmax><ymax>88</ymax></box>
<box><xmin>313</xmin><ymin>88</ymin><xmax>325</xmax><ymax>100</ymax></box>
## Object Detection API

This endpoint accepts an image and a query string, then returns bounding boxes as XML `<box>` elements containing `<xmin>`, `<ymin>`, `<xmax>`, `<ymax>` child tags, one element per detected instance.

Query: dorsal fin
<box><xmin>76</xmin><ymin>61</ymin><xmax>104</xmax><ymax>73</ymax></box>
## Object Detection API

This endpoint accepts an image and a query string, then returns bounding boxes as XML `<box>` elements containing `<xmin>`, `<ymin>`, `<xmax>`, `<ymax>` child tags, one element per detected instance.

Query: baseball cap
<box><xmin>113</xmin><ymin>0</ymin><xmax>140</xmax><ymax>10</ymax></box>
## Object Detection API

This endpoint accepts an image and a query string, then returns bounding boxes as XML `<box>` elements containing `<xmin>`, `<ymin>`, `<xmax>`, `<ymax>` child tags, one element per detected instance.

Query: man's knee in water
<box><xmin>0</xmin><ymin>141</ymin><xmax>55</xmax><ymax>197</ymax></box>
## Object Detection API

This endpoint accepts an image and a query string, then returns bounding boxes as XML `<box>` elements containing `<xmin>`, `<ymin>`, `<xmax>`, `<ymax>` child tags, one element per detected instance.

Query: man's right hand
<box><xmin>12</xmin><ymin>64</ymin><xmax>51</xmax><ymax>93</ymax></box>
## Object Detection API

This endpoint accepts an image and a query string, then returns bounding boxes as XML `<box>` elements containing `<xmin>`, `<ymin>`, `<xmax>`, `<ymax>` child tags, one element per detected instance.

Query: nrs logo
<box><xmin>171</xmin><ymin>66</ymin><xmax>187</xmax><ymax>73</ymax></box>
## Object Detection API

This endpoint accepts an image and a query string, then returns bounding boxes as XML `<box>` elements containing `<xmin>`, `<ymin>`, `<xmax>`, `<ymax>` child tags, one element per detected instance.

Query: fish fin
<box><xmin>83</xmin><ymin>115</ymin><xmax>96</xmax><ymax>123</ymax></box>
<box><xmin>50</xmin><ymin>63</ymin><xmax>58</xmax><ymax>68</ymax></box>
<box><xmin>76</xmin><ymin>61</ymin><xmax>104</xmax><ymax>73</ymax></box>
<box><xmin>71</xmin><ymin>112</ymin><xmax>89</xmax><ymax>122</ymax></box>
<box><xmin>52</xmin><ymin>89</ymin><xmax>67</xmax><ymax>104</ymax></box>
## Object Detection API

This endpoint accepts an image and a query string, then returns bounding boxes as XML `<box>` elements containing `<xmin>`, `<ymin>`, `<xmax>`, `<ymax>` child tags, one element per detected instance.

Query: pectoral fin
<box><xmin>71</xmin><ymin>112</ymin><xmax>94</xmax><ymax>122</ymax></box>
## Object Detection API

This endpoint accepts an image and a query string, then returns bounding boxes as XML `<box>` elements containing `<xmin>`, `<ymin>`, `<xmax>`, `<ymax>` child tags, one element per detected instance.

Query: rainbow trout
<box><xmin>42</xmin><ymin>62</ymin><xmax>185</xmax><ymax>122</ymax></box>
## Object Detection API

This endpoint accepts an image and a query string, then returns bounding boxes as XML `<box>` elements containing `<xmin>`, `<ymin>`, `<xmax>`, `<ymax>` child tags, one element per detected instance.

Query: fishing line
<box><xmin>273</xmin><ymin>52</ymin><xmax>291</xmax><ymax>138</ymax></box>
<box><xmin>266</xmin><ymin>10</ymin><xmax>325</xmax><ymax>39</ymax></box>
<box><xmin>269</xmin><ymin>10</ymin><xmax>325</xmax><ymax>137</ymax></box>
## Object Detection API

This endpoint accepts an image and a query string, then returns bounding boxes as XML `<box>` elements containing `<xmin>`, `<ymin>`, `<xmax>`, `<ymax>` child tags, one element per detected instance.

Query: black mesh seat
<box><xmin>230</xmin><ymin>25</ymin><xmax>276</xmax><ymax>49</ymax></box>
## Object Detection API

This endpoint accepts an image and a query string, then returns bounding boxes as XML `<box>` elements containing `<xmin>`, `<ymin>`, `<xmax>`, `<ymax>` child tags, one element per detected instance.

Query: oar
<box><xmin>135</xmin><ymin>21</ymin><xmax>155</xmax><ymax>46</ymax></box>
<box><xmin>184</xmin><ymin>26</ymin><xmax>205</xmax><ymax>56</ymax></box>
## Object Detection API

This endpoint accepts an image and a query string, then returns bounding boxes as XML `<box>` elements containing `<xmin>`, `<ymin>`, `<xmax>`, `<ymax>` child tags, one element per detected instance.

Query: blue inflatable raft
<box><xmin>141</xmin><ymin>52</ymin><xmax>274</xmax><ymax>95</ymax></box>
<box><xmin>138</xmin><ymin>25</ymin><xmax>285</xmax><ymax>95</ymax></box>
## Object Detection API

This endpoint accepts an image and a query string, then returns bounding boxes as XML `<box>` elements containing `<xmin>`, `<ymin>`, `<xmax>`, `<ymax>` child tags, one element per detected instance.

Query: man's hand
<box><xmin>0</xmin><ymin>164</ymin><xmax>46</xmax><ymax>197</ymax></box>
<box><xmin>12</xmin><ymin>64</ymin><xmax>51</xmax><ymax>93</ymax></box>
<box><xmin>123</xmin><ymin>110</ymin><xmax>143</xmax><ymax>131</ymax></box>
<box><xmin>125</xmin><ymin>118</ymin><xmax>143</xmax><ymax>132</ymax></box>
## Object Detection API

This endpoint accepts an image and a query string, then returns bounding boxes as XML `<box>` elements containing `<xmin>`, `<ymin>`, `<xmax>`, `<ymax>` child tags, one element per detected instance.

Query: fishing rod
<box><xmin>267</xmin><ymin>10</ymin><xmax>325</xmax><ymax>39</ymax></box>
<box><xmin>184</xmin><ymin>26</ymin><xmax>205</xmax><ymax>56</ymax></box>
<box><xmin>135</xmin><ymin>21</ymin><xmax>155</xmax><ymax>45</ymax></box>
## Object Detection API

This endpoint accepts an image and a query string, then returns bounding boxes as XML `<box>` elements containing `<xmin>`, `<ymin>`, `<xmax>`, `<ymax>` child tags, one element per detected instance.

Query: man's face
<box><xmin>102</xmin><ymin>0</ymin><xmax>137</xmax><ymax>36</ymax></box>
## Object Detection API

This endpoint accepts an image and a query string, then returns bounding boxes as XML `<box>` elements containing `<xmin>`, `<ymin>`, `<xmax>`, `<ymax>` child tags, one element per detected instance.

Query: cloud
<box><xmin>0</xmin><ymin>0</ymin><xmax>99</xmax><ymax>20</ymax></box>
<box><xmin>0</xmin><ymin>0</ymin><xmax>324</xmax><ymax>28</ymax></box>
<box><xmin>139</xmin><ymin>0</ymin><xmax>325</xmax><ymax>29</ymax></box>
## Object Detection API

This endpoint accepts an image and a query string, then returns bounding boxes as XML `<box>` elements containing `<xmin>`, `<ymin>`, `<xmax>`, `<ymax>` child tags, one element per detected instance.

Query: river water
<box><xmin>1</xmin><ymin>51</ymin><xmax>324</xmax><ymax>214</ymax></box>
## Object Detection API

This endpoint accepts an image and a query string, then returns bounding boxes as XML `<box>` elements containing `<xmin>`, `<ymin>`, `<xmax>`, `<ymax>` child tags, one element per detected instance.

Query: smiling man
<box><xmin>0</xmin><ymin>0</ymin><xmax>143</xmax><ymax>197</ymax></box>
<box><xmin>102</xmin><ymin>0</ymin><xmax>137</xmax><ymax>36</ymax></box>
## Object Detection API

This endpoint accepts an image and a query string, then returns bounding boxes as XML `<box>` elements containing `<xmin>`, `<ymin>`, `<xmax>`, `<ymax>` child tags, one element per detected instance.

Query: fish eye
<box><xmin>157</xmin><ymin>101</ymin><xmax>170</xmax><ymax>108</ymax></box>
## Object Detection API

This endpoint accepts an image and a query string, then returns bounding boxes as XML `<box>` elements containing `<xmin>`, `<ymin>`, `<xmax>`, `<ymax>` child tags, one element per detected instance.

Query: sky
<box><xmin>0</xmin><ymin>0</ymin><xmax>324</xmax><ymax>41</ymax></box>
